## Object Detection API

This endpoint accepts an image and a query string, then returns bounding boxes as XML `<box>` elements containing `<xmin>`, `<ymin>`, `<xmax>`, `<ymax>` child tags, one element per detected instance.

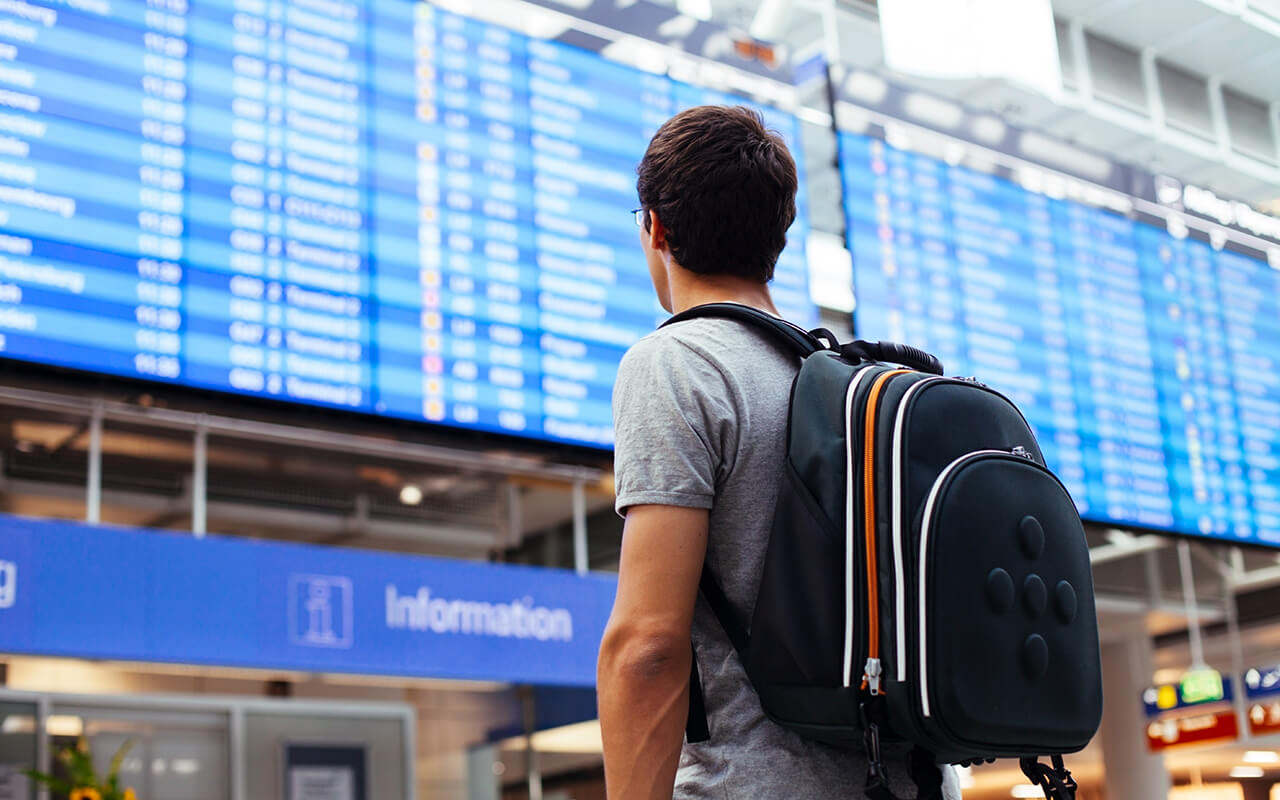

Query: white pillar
<box><xmin>193</xmin><ymin>419</ymin><xmax>208</xmax><ymax>537</ymax></box>
<box><xmin>1098</xmin><ymin>634</ymin><xmax>1170</xmax><ymax>800</ymax></box>
<box><xmin>572</xmin><ymin>480</ymin><xmax>588</xmax><ymax>576</ymax></box>
<box><xmin>86</xmin><ymin>402</ymin><xmax>103</xmax><ymax>524</ymax></box>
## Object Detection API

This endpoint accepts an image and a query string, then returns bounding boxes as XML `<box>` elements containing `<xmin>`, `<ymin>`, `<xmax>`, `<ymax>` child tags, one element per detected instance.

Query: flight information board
<box><xmin>0</xmin><ymin>0</ymin><xmax>813</xmax><ymax>448</ymax></box>
<box><xmin>840</xmin><ymin>129</ymin><xmax>1280</xmax><ymax>546</ymax></box>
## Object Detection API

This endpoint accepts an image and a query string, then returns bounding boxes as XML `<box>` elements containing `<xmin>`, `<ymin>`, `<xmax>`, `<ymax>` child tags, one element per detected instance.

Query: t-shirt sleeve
<box><xmin>612</xmin><ymin>333</ymin><xmax>736</xmax><ymax>516</ymax></box>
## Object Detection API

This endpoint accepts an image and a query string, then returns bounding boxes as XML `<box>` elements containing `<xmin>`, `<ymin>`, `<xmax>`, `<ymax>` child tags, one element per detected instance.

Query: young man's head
<box><xmin>636</xmin><ymin>105</ymin><xmax>798</xmax><ymax>308</ymax></box>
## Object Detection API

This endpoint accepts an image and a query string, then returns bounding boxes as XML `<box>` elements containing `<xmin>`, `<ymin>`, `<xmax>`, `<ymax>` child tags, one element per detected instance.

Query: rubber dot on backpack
<box><xmin>1018</xmin><ymin>515</ymin><xmax>1045</xmax><ymax>560</ymax></box>
<box><xmin>1022</xmin><ymin>634</ymin><xmax>1049</xmax><ymax>679</ymax></box>
<box><xmin>1055</xmin><ymin>580</ymin><xmax>1078</xmax><ymax>625</ymax></box>
<box><xmin>985</xmin><ymin>567</ymin><xmax>1014</xmax><ymax>614</ymax></box>
<box><xmin>1023</xmin><ymin>573</ymin><xmax>1047</xmax><ymax>619</ymax></box>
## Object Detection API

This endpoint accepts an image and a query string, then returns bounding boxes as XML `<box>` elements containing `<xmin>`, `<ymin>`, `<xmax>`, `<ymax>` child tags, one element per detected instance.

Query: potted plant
<box><xmin>24</xmin><ymin>737</ymin><xmax>137</xmax><ymax>800</ymax></box>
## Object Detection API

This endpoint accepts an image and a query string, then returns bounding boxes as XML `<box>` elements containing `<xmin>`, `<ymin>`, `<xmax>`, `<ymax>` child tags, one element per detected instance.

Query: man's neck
<box><xmin>668</xmin><ymin>273</ymin><xmax>780</xmax><ymax>317</ymax></box>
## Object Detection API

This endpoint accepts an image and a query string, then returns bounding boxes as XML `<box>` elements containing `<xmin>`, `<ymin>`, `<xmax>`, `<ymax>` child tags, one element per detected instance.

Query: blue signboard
<box><xmin>1142</xmin><ymin>675</ymin><xmax>1234</xmax><ymax>718</ymax></box>
<box><xmin>0</xmin><ymin>513</ymin><xmax>616</xmax><ymax>686</ymax></box>
<box><xmin>1245</xmin><ymin>664</ymin><xmax>1280</xmax><ymax>699</ymax></box>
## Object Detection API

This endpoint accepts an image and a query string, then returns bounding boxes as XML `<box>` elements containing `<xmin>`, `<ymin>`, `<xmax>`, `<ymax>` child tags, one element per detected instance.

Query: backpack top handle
<box><xmin>662</xmin><ymin>302</ymin><xmax>945</xmax><ymax>375</ymax></box>
<box><xmin>843</xmin><ymin>340</ymin><xmax>944</xmax><ymax>376</ymax></box>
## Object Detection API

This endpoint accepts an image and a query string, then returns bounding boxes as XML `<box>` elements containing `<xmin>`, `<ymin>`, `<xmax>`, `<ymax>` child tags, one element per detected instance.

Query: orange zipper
<box><xmin>860</xmin><ymin>369</ymin><xmax>909</xmax><ymax>693</ymax></box>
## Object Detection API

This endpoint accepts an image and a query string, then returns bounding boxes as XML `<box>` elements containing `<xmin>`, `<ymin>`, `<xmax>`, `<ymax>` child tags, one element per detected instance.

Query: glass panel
<box><xmin>0</xmin><ymin>701</ymin><xmax>38</xmax><ymax>800</ymax></box>
<box><xmin>50</xmin><ymin>707</ymin><xmax>229</xmax><ymax>800</ymax></box>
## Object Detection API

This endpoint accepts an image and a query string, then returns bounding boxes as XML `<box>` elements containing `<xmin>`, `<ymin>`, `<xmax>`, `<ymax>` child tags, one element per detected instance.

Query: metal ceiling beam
<box><xmin>1089</xmin><ymin>531</ymin><xmax>1169</xmax><ymax>565</ymax></box>
<box><xmin>0</xmin><ymin>385</ymin><xmax>603</xmax><ymax>484</ymax></box>
<box><xmin>0</xmin><ymin>474</ymin><xmax>501</xmax><ymax>553</ymax></box>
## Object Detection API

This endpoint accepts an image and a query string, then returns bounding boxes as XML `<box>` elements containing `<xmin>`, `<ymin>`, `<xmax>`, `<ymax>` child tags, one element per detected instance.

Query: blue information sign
<box><xmin>1245</xmin><ymin>664</ymin><xmax>1280</xmax><ymax>699</ymax></box>
<box><xmin>0</xmin><ymin>512</ymin><xmax>616</xmax><ymax>685</ymax></box>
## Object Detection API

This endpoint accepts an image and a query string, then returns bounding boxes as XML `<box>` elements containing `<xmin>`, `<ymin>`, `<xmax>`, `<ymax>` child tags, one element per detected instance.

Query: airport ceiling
<box><xmin>650</xmin><ymin>0</ymin><xmax>1280</xmax><ymax>209</ymax></box>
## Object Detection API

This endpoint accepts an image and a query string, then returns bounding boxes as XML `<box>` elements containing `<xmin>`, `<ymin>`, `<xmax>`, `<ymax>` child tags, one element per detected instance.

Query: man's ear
<box><xmin>647</xmin><ymin>210</ymin><xmax>668</xmax><ymax>252</ymax></box>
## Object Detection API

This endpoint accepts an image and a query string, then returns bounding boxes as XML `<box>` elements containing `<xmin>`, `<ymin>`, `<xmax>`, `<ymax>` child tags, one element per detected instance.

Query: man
<box><xmin>597</xmin><ymin>106</ymin><xmax>960</xmax><ymax>799</ymax></box>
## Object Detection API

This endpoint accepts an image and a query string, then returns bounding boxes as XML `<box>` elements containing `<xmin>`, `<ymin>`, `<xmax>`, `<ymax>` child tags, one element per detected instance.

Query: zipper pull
<box><xmin>1011</xmin><ymin>445</ymin><xmax>1033</xmax><ymax>460</ymax></box>
<box><xmin>863</xmin><ymin>657</ymin><xmax>883</xmax><ymax>696</ymax></box>
<box><xmin>957</xmin><ymin>375</ymin><xmax>988</xmax><ymax>387</ymax></box>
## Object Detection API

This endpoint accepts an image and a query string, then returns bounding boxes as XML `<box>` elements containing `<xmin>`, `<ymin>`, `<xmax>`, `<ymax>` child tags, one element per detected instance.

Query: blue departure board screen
<box><xmin>0</xmin><ymin>0</ymin><xmax>813</xmax><ymax>449</ymax></box>
<box><xmin>840</xmin><ymin>129</ymin><xmax>1280</xmax><ymax>546</ymax></box>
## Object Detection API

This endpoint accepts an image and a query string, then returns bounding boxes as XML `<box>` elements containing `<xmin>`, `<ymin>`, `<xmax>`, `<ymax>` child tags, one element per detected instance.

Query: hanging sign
<box><xmin>1143</xmin><ymin>673</ymin><xmax>1234</xmax><ymax>717</ymax></box>
<box><xmin>1146</xmin><ymin>709</ymin><xmax>1239</xmax><ymax>751</ymax></box>
<box><xmin>0</xmin><ymin>513</ymin><xmax>616</xmax><ymax>685</ymax></box>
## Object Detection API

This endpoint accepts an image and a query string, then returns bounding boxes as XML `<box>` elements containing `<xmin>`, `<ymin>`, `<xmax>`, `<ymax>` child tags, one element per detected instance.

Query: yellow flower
<box><xmin>123</xmin><ymin>789</ymin><xmax>138</xmax><ymax>800</ymax></box>
<box><xmin>70</xmin><ymin>789</ymin><xmax>102</xmax><ymax>800</ymax></box>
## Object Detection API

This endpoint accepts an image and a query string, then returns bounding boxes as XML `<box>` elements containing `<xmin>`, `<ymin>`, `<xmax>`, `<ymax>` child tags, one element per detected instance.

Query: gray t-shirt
<box><xmin>612</xmin><ymin>317</ymin><xmax>961</xmax><ymax>799</ymax></box>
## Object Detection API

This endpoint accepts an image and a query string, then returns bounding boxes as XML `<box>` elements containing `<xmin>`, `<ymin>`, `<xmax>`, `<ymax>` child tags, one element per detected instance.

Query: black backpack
<box><xmin>664</xmin><ymin>303</ymin><xmax>1102</xmax><ymax>800</ymax></box>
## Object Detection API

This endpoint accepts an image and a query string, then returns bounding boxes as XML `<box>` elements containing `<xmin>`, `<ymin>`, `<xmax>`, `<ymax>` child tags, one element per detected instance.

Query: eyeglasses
<box><xmin>632</xmin><ymin>208</ymin><xmax>645</xmax><ymax>228</ymax></box>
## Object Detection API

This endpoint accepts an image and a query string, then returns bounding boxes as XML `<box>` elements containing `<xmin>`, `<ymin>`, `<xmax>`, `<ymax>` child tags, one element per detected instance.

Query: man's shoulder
<box><xmin>623</xmin><ymin>317</ymin><xmax>788</xmax><ymax>373</ymax></box>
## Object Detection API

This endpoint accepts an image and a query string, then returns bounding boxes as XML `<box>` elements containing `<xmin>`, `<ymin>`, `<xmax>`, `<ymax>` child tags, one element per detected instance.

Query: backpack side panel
<box><xmin>746</xmin><ymin>354</ymin><xmax>857</xmax><ymax>688</ymax></box>
<box><xmin>745</xmin><ymin>353</ymin><xmax>870</xmax><ymax>743</ymax></box>
<box><xmin>786</xmin><ymin>351</ymin><xmax>862</xmax><ymax>525</ymax></box>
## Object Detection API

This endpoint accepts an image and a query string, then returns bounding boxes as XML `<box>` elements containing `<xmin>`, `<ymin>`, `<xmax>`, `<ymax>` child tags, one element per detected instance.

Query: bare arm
<box><xmin>598</xmin><ymin>504</ymin><xmax>708</xmax><ymax>800</ymax></box>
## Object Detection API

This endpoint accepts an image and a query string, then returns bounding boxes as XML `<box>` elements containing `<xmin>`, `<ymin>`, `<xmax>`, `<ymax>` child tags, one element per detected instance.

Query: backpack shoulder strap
<box><xmin>662</xmin><ymin>303</ymin><xmax>945</xmax><ymax>375</ymax></box>
<box><xmin>660</xmin><ymin>302</ymin><xmax>825</xmax><ymax>359</ymax></box>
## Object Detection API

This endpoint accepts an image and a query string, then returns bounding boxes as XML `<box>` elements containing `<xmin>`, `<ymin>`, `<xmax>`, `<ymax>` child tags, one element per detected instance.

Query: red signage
<box><xmin>1146</xmin><ymin>708</ymin><xmax>1239</xmax><ymax>751</ymax></box>
<box><xmin>1248</xmin><ymin>701</ymin><xmax>1280</xmax><ymax>736</ymax></box>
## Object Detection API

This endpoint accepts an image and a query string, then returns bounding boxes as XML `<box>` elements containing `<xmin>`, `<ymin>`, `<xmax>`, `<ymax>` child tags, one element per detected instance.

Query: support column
<box><xmin>193</xmin><ymin>417</ymin><xmax>208</xmax><ymax>537</ymax></box>
<box><xmin>520</xmin><ymin>686</ymin><xmax>542</xmax><ymax>800</ymax></box>
<box><xmin>1098</xmin><ymin>634</ymin><xmax>1170</xmax><ymax>800</ymax></box>
<box><xmin>572</xmin><ymin>480</ymin><xmax>588</xmax><ymax>576</ymax></box>
<box><xmin>86</xmin><ymin>402</ymin><xmax>103</xmax><ymax>524</ymax></box>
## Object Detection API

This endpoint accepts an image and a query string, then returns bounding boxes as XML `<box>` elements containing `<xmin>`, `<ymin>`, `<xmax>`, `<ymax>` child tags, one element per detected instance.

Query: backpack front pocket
<box><xmin>912</xmin><ymin>450</ymin><xmax>1102</xmax><ymax>760</ymax></box>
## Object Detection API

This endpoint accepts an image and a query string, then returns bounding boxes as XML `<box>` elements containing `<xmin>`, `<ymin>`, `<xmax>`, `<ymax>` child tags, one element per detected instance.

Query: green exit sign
<box><xmin>1181</xmin><ymin>669</ymin><xmax>1225</xmax><ymax>705</ymax></box>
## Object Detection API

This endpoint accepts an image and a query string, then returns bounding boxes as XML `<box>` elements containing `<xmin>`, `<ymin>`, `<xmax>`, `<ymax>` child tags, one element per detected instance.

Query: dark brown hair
<box><xmin>636</xmin><ymin>105</ymin><xmax>798</xmax><ymax>283</ymax></box>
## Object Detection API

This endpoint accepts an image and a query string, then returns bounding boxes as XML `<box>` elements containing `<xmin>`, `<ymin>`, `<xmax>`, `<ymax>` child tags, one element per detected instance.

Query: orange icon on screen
<box><xmin>417</xmin><ymin>143</ymin><xmax>438</xmax><ymax>161</ymax></box>
<box><xmin>424</xmin><ymin>334</ymin><xmax>442</xmax><ymax>352</ymax></box>
<box><xmin>423</xmin><ymin>355</ymin><xmax>444</xmax><ymax>375</ymax></box>
<box><xmin>420</xmin><ymin>207</ymin><xmax>438</xmax><ymax>222</ymax></box>
<box><xmin>417</xmin><ymin>104</ymin><xmax>437</xmax><ymax>123</ymax></box>
<box><xmin>424</xmin><ymin>399</ymin><xmax>445</xmax><ymax>421</ymax></box>
<box><xmin>416</xmin><ymin>49</ymin><xmax>435</xmax><ymax>64</ymax></box>
<box><xmin>421</xmin><ymin>311</ymin><xmax>442</xmax><ymax>330</ymax></box>
<box><xmin>420</xmin><ymin>269</ymin><xmax>441</xmax><ymax>288</ymax></box>
<box><xmin>416</xmin><ymin>65</ymin><xmax>435</xmax><ymax>80</ymax></box>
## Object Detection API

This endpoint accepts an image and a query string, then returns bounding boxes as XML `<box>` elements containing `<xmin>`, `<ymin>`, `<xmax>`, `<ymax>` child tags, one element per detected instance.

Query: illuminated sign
<box><xmin>1143</xmin><ymin>674</ymin><xmax>1234</xmax><ymax>717</ymax></box>
<box><xmin>1166</xmin><ymin>180</ymin><xmax>1280</xmax><ymax>246</ymax></box>
<box><xmin>1146</xmin><ymin>709</ymin><xmax>1239</xmax><ymax>752</ymax></box>
<box><xmin>1248</xmin><ymin>701</ymin><xmax>1280</xmax><ymax>737</ymax></box>
<box><xmin>1181</xmin><ymin>669</ymin><xmax>1226</xmax><ymax>705</ymax></box>
<box><xmin>1245</xmin><ymin>665</ymin><xmax>1280</xmax><ymax>698</ymax></box>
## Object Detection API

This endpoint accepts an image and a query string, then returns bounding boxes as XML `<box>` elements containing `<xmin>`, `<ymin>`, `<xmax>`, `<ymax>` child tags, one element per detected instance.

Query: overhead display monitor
<box><xmin>0</xmin><ymin>0</ymin><xmax>814</xmax><ymax>449</ymax></box>
<box><xmin>837</xmin><ymin>103</ymin><xmax>1280</xmax><ymax>547</ymax></box>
